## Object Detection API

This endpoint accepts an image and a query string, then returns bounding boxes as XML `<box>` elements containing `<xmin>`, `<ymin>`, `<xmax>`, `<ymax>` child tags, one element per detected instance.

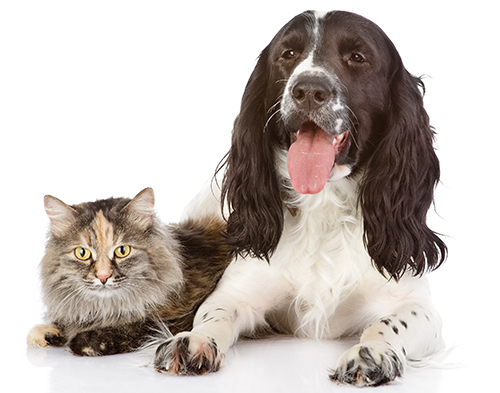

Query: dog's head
<box><xmin>221</xmin><ymin>11</ymin><xmax>446</xmax><ymax>279</ymax></box>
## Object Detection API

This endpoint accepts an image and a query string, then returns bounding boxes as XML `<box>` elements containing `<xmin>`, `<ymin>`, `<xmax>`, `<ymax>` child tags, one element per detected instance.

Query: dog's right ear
<box><xmin>220</xmin><ymin>45</ymin><xmax>284</xmax><ymax>261</ymax></box>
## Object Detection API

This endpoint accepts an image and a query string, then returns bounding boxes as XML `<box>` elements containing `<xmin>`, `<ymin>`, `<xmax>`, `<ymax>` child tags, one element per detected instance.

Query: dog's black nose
<box><xmin>291</xmin><ymin>75</ymin><xmax>333</xmax><ymax>110</ymax></box>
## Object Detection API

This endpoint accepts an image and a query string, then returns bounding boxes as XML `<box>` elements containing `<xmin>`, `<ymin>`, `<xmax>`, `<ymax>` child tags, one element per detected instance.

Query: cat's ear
<box><xmin>123</xmin><ymin>188</ymin><xmax>155</xmax><ymax>229</ymax></box>
<box><xmin>44</xmin><ymin>195</ymin><xmax>77</xmax><ymax>236</ymax></box>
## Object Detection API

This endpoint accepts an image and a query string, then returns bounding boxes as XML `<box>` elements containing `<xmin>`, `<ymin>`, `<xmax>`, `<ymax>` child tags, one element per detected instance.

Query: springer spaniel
<box><xmin>154</xmin><ymin>10</ymin><xmax>447</xmax><ymax>387</ymax></box>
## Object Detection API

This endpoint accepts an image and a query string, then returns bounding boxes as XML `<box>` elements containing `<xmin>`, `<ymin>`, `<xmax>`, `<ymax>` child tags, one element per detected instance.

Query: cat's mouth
<box><xmin>89</xmin><ymin>278</ymin><xmax>119</xmax><ymax>293</ymax></box>
<box><xmin>93</xmin><ymin>286</ymin><xmax>120</xmax><ymax>298</ymax></box>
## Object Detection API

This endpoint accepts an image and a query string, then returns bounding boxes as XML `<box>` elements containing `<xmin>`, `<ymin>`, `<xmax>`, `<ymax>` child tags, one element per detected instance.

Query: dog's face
<box><xmin>264</xmin><ymin>11</ymin><xmax>398</xmax><ymax>193</ymax></box>
<box><xmin>223</xmin><ymin>10</ymin><xmax>446</xmax><ymax>278</ymax></box>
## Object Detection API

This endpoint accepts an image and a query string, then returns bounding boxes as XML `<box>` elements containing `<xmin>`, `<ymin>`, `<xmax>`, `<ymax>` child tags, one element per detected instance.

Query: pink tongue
<box><xmin>287</xmin><ymin>125</ymin><xmax>336</xmax><ymax>194</ymax></box>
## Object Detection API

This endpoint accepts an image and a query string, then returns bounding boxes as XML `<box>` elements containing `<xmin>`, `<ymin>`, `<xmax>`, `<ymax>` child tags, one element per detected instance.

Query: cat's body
<box><xmin>27</xmin><ymin>188</ymin><xmax>231</xmax><ymax>356</ymax></box>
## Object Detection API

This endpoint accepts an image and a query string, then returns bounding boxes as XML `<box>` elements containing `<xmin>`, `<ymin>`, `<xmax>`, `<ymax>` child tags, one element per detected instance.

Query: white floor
<box><xmin>2</xmin><ymin>1</ymin><xmax>499</xmax><ymax>392</ymax></box>
<box><xmin>8</xmin><ymin>325</ymin><xmax>487</xmax><ymax>393</ymax></box>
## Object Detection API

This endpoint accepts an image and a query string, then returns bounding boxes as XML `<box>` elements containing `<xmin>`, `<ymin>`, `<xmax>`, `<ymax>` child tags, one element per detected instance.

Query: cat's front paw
<box><xmin>69</xmin><ymin>330</ymin><xmax>105</xmax><ymax>356</ymax></box>
<box><xmin>27</xmin><ymin>324</ymin><xmax>66</xmax><ymax>348</ymax></box>
<box><xmin>154</xmin><ymin>332</ymin><xmax>223</xmax><ymax>376</ymax></box>
<box><xmin>329</xmin><ymin>343</ymin><xmax>404</xmax><ymax>387</ymax></box>
<box><xmin>69</xmin><ymin>329</ymin><xmax>124</xmax><ymax>356</ymax></box>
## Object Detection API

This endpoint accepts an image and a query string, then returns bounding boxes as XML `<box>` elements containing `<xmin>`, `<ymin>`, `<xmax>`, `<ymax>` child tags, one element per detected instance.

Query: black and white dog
<box><xmin>154</xmin><ymin>11</ymin><xmax>447</xmax><ymax>387</ymax></box>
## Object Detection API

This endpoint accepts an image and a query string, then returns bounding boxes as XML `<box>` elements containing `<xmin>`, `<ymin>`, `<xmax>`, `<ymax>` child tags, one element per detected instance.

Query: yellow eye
<box><xmin>75</xmin><ymin>247</ymin><xmax>91</xmax><ymax>261</ymax></box>
<box><xmin>114</xmin><ymin>245</ymin><xmax>131</xmax><ymax>258</ymax></box>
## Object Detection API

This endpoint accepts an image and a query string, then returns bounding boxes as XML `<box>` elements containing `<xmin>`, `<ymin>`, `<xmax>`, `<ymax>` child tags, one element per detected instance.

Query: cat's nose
<box><xmin>97</xmin><ymin>274</ymin><xmax>110</xmax><ymax>285</ymax></box>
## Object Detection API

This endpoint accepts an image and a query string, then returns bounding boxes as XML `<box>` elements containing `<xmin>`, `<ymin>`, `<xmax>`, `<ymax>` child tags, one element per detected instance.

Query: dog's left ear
<box><xmin>359</xmin><ymin>62</ymin><xmax>447</xmax><ymax>280</ymax></box>
<box><xmin>220</xmin><ymin>45</ymin><xmax>284</xmax><ymax>260</ymax></box>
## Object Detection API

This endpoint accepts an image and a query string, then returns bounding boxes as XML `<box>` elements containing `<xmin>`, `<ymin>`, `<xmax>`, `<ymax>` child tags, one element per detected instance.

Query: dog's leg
<box><xmin>152</xmin><ymin>302</ymin><xmax>234</xmax><ymax>375</ymax></box>
<box><xmin>153</xmin><ymin>260</ymin><xmax>290</xmax><ymax>375</ymax></box>
<box><xmin>330</xmin><ymin>302</ymin><xmax>444</xmax><ymax>387</ymax></box>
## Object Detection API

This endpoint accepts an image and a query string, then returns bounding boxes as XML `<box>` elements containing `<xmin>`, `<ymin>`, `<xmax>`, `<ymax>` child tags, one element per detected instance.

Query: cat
<box><xmin>27</xmin><ymin>188</ymin><xmax>232</xmax><ymax>358</ymax></box>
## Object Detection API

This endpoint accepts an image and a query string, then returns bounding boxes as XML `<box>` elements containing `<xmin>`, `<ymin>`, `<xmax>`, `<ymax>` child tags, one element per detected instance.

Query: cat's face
<box><xmin>56</xmin><ymin>209</ymin><xmax>142</xmax><ymax>293</ymax></box>
<box><xmin>40</xmin><ymin>188</ymin><xmax>183</xmax><ymax>326</ymax></box>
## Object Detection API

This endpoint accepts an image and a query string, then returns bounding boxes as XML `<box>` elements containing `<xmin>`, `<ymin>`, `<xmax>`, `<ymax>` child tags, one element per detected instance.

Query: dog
<box><xmin>153</xmin><ymin>10</ymin><xmax>447</xmax><ymax>387</ymax></box>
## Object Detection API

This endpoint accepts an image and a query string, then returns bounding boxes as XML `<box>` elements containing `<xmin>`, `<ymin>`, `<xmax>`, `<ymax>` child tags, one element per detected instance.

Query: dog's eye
<box><xmin>349</xmin><ymin>53</ymin><xmax>365</xmax><ymax>63</ymax></box>
<box><xmin>281</xmin><ymin>50</ymin><xmax>297</xmax><ymax>59</ymax></box>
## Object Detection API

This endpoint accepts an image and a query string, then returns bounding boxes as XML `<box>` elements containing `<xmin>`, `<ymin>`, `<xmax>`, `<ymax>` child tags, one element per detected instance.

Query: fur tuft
<box><xmin>30</xmin><ymin>189</ymin><xmax>232</xmax><ymax>356</ymax></box>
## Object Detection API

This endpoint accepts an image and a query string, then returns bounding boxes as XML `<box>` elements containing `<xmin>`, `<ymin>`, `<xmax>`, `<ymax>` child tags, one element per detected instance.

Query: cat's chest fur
<box><xmin>31</xmin><ymin>189</ymin><xmax>232</xmax><ymax>354</ymax></box>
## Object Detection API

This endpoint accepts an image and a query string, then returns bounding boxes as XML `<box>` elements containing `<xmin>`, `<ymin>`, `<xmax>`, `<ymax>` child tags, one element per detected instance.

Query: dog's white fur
<box><xmin>157</xmin><ymin>166</ymin><xmax>444</xmax><ymax>385</ymax></box>
<box><xmin>154</xmin><ymin>10</ymin><xmax>446</xmax><ymax>386</ymax></box>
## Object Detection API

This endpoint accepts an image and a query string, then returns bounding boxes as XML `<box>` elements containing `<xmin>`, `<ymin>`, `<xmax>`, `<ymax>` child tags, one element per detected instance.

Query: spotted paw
<box><xmin>329</xmin><ymin>343</ymin><xmax>404</xmax><ymax>387</ymax></box>
<box><xmin>153</xmin><ymin>332</ymin><xmax>222</xmax><ymax>376</ymax></box>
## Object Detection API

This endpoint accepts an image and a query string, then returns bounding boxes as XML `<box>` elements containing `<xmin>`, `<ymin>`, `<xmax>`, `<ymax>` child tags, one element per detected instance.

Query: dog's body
<box><xmin>154</xmin><ymin>11</ymin><xmax>446</xmax><ymax>387</ymax></box>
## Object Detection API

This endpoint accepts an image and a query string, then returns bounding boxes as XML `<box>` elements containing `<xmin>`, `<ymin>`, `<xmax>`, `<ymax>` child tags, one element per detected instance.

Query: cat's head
<box><xmin>40</xmin><ymin>188</ymin><xmax>183</xmax><ymax>327</ymax></box>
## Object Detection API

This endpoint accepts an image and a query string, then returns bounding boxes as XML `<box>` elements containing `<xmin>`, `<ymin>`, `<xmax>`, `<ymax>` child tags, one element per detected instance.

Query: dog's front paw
<box><xmin>153</xmin><ymin>332</ymin><xmax>223</xmax><ymax>376</ymax></box>
<box><xmin>329</xmin><ymin>343</ymin><xmax>404</xmax><ymax>387</ymax></box>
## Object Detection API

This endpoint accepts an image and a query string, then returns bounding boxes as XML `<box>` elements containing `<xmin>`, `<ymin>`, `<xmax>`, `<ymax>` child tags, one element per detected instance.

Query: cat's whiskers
<box><xmin>139</xmin><ymin>275</ymin><xmax>182</xmax><ymax>288</ymax></box>
<box><xmin>49</xmin><ymin>285</ymin><xmax>89</xmax><ymax>319</ymax></box>
<box><xmin>35</xmin><ymin>189</ymin><xmax>231</xmax><ymax>356</ymax></box>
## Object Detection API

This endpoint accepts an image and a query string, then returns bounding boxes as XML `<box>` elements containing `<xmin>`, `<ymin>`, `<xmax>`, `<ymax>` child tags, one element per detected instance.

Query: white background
<box><xmin>1</xmin><ymin>0</ymin><xmax>499</xmax><ymax>392</ymax></box>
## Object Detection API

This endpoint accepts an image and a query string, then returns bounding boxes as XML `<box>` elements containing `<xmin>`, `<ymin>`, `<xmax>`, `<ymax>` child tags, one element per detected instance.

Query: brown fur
<box><xmin>157</xmin><ymin>216</ymin><xmax>232</xmax><ymax>333</ymax></box>
<box><xmin>27</xmin><ymin>189</ymin><xmax>232</xmax><ymax>356</ymax></box>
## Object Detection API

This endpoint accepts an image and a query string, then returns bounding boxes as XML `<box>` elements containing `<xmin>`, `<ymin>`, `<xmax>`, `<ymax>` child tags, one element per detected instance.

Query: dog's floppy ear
<box><xmin>220</xmin><ymin>45</ymin><xmax>284</xmax><ymax>260</ymax></box>
<box><xmin>359</xmin><ymin>60</ymin><xmax>447</xmax><ymax>280</ymax></box>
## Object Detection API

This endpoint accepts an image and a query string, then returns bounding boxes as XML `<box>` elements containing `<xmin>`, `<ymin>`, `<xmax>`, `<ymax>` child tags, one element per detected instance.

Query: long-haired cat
<box><xmin>27</xmin><ymin>188</ymin><xmax>231</xmax><ymax>358</ymax></box>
